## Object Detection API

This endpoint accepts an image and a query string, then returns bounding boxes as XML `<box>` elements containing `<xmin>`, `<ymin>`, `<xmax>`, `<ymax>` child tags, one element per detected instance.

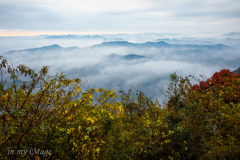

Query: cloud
<box><xmin>0</xmin><ymin>2</ymin><xmax>61</xmax><ymax>30</ymax></box>
<box><xmin>1</xmin><ymin>34</ymin><xmax>240</xmax><ymax>105</ymax></box>
<box><xmin>0</xmin><ymin>0</ymin><xmax>240</xmax><ymax>33</ymax></box>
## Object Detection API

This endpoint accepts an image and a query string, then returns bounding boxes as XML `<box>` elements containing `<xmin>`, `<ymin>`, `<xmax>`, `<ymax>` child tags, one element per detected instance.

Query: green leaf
<box><xmin>73</xmin><ymin>142</ymin><xmax>77</xmax><ymax>147</ymax></box>
<box><xmin>86</xmin><ymin>127</ymin><xmax>92</xmax><ymax>134</ymax></box>
<box><xmin>96</xmin><ymin>148</ymin><xmax>100</xmax><ymax>153</ymax></box>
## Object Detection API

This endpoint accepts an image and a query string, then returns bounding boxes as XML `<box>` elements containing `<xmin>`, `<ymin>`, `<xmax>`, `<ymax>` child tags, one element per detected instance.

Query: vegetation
<box><xmin>0</xmin><ymin>55</ymin><xmax>239</xmax><ymax>160</ymax></box>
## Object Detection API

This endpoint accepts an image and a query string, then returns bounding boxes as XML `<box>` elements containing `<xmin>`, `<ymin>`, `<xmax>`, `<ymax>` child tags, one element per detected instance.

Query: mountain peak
<box><xmin>94</xmin><ymin>41</ymin><xmax>134</xmax><ymax>47</ymax></box>
<box><xmin>35</xmin><ymin>44</ymin><xmax>62</xmax><ymax>51</ymax></box>
<box><xmin>121</xmin><ymin>54</ymin><xmax>146</xmax><ymax>60</ymax></box>
<box><xmin>5</xmin><ymin>44</ymin><xmax>62</xmax><ymax>54</ymax></box>
<box><xmin>232</xmin><ymin>67</ymin><xmax>240</xmax><ymax>74</ymax></box>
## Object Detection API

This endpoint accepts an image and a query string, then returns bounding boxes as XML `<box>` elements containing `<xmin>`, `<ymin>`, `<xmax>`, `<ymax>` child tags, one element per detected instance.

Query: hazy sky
<box><xmin>1</xmin><ymin>0</ymin><xmax>240</xmax><ymax>36</ymax></box>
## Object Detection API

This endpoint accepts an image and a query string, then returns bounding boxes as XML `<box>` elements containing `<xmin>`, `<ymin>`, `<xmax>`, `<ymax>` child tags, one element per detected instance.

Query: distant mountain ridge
<box><xmin>45</xmin><ymin>34</ymin><xmax>102</xmax><ymax>39</ymax></box>
<box><xmin>232</xmin><ymin>67</ymin><xmax>240</xmax><ymax>74</ymax></box>
<box><xmin>122</xmin><ymin>54</ymin><xmax>145</xmax><ymax>60</ymax></box>
<box><xmin>6</xmin><ymin>44</ymin><xmax>62</xmax><ymax>54</ymax></box>
<box><xmin>223</xmin><ymin>32</ymin><xmax>240</xmax><ymax>36</ymax></box>
<box><xmin>93</xmin><ymin>41</ymin><xmax>170</xmax><ymax>48</ymax></box>
<box><xmin>108</xmin><ymin>53</ymin><xmax>146</xmax><ymax>60</ymax></box>
<box><xmin>92</xmin><ymin>41</ymin><xmax>228</xmax><ymax>49</ymax></box>
<box><xmin>3</xmin><ymin>41</ymin><xmax>229</xmax><ymax>55</ymax></box>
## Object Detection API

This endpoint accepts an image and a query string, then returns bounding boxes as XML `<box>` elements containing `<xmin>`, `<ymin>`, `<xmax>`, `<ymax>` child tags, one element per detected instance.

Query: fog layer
<box><xmin>1</xmin><ymin>33</ymin><xmax>240</xmax><ymax>104</ymax></box>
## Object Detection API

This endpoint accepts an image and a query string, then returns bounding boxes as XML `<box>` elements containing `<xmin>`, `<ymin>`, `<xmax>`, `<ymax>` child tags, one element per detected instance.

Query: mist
<box><xmin>1</xmin><ymin>32</ymin><xmax>240</xmax><ymax>105</ymax></box>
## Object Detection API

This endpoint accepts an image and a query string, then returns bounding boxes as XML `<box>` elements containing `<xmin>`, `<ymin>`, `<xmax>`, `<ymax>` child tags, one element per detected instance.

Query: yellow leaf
<box><xmin>67</xmin><ymin>129</ymin><xmax>71</xmax><ymax>134</ymax></box>
<box><xmin>88</xmin><ymin>117</ymin><xmax>95</xmax><ymax>123</ymax></box>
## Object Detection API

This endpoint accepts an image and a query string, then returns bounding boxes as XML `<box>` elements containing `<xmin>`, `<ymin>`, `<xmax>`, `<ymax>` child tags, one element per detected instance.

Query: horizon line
<box><xmin>0</xmin><ymin>30</ymin><xmax>226</xmax><ymax>37</ymax></box>
<box><xmin>0</xmin><ymin>31</ymin><xmax>161</xmax><ymax>37</ymax></box>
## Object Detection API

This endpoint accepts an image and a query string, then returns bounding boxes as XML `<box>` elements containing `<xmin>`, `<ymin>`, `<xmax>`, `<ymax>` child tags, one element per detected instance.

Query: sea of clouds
<box><xmin>1</xmin><ymin>32</ymin><xmax>240</xmax><ymax>105</ymax></box>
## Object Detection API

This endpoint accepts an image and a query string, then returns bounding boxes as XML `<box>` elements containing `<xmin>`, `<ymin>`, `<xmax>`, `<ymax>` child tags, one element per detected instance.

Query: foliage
<box><xmin>192</xmin><ymin>69</ymin><xmax>240</xmax><ymax>104</ymax></box>
<box><xmin>0</xmin><ymin>55</ymin><xmax>239</xmax><ymax>160</ymax></box>
<box><xmin>164</xmin><ymin>69</ymin><xmax>240</xmax><ymax>159</ymax></box>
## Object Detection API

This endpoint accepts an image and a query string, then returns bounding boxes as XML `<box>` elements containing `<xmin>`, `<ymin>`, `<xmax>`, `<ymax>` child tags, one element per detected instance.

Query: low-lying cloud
<box><xmin>1</xmin><ymin>33</ymin><xmax>240</xmax><ymax>105</ymax></box>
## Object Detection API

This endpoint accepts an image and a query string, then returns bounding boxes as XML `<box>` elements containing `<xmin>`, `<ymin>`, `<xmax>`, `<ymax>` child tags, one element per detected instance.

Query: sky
<box><xmin>0</xmin><ymin>0</ymin><xmax>240</xmax><ymax>36</ymax></box>
<box><xmin>1</xmin><ymin>0</ymin><xmax>240</xmax><ymax>105</ymax></box>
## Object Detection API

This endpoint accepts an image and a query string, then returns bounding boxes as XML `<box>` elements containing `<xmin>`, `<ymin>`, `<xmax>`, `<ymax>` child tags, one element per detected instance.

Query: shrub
<box><xmin>1</xmin><ymin>55</ymin><xmax>239</xmax><ymax>160</ymax></box>
<box><xmin>165</xmin><ymin>69</ymin><xmax>240</xmax><ymax>159</ymax></box>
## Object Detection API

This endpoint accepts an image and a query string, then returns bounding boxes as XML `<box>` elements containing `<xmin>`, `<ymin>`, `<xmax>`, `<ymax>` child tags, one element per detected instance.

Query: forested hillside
<box><xmin>0</xmin><ymin>55</ymin><xmax>239</xmax><ymax>160</ymax></box>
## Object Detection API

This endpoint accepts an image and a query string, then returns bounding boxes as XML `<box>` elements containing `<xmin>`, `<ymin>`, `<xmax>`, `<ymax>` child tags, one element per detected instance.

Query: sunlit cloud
<box><xmin>0</xmin><ymin>30</ymin><xmax>141</xmax><ymax>37</ymax></box>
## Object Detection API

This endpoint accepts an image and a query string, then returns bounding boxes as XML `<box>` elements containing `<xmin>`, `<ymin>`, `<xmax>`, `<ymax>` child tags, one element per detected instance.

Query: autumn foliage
<box><xmin>0</xmin><ymin>55</ymin><xmax>239</xmax><ymax>160</ymax></box>
<box><xmin>193</xmin><ymin>69</ymin><xmax>240</xmax><ymax>104</ymax></box>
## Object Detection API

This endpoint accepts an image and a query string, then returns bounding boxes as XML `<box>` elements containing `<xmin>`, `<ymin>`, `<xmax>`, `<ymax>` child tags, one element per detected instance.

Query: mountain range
<box><xmin>3</xmin><ymin>40</ymin><xmax>239</xmax><ymax>70</ymax></box>
<box><xmin>4</xmin><ymin>41</ymin><xmax>230</xmax><ymax>54</ymax></box>
<box><xmin>92</xmin><ymin>41</ymin><xmax>228</xmax><ymax>50</ymax></box>
<box><xmin>45</xmin><ymin>34</ymin><xmax>102</xmax><ymax>39</ymax></box>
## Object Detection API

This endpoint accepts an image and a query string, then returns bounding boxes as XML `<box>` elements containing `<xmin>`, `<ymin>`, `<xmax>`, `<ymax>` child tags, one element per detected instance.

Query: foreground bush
<box><xmin>0</xmin><ymin>56</ymin><xmax>239</xmax><ymax>160</ymax></box>
<box><xmin>165</xmin><ymin>71</ymin><xmax>240</xmax><ymax>159</ymax></box>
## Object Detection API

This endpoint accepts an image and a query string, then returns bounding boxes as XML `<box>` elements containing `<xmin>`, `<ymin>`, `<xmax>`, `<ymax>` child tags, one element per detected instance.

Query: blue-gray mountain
<box><xmin>4</xmin><ymin>41</ymin><xmax>229</xmax><ymax>55</ymax></box>
<box><xmin>92</xmin><ymin>41</ymin><xmax>228</xmax><ymax>50</ymax></box>
<box><xmin>45</xmin><ymin>34</ymin><xmax>102</xmax><ymax>39</ymax></box>
<box><xmin>223</xmin><ymin>32</ymin><xmax>240</xmax><ymax>36</ymax></box>
<box><xmin>1</xmin><ymin>39</ymin><xmax>240</xmax><ymax>105</ymax></box>
<box><xmin>232</xmin><ymin>67</ymin><xmax>240</xmax><ymax>74</ymax></box>
<box><xmin>6</xmin><ymin>44</ymin><xmax>63</xmax><ymax>54</ymax></box>
<box><xmin>108</xmin><ymin>53</ymin><xmax>146</xmax><ymax>60</ymax></box>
